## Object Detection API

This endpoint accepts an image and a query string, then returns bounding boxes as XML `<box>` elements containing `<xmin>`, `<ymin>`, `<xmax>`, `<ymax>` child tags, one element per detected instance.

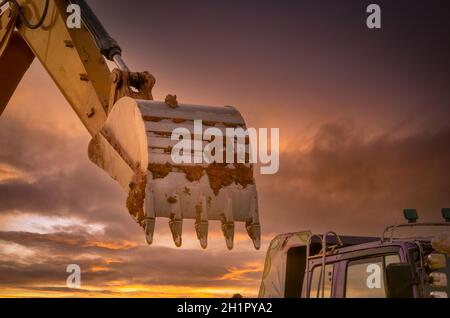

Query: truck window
<box><xmin>345</xmin><ymin>254</ymin><xmax>400</xmax><ymax>298</ymax></box>
<box><xmin>385</xmin><ymin>254</ymin><xmax>401</xmax><ymax>267</ymax></box>
<box><xmin>309</xmin><ymin>264</ymin><xmax>334</xmax><ymax>298</ymax></box>
<box><xmin>285</xmin><ymin>246</ymin><xmax>307</xmax><ymax>298</ymax></box>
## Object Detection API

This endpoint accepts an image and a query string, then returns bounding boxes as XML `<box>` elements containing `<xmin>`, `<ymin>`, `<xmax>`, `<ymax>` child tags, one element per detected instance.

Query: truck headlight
<box><xmin>427</xmin><ymin>253</ymin><xmax>447</xmax><ymax>271</ymax></box>
<box><xmin>428</xmin><ymin>272</ymin><xmax>448</xmax><ymax>288</ymax></box>
<box><xmin>430</xmin><ymin>291</ymin><xmax>448</xmax><ymax>298</ymax></box>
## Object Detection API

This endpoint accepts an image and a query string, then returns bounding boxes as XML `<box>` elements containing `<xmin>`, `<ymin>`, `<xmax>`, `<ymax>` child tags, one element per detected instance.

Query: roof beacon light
<box><xmin>403</xmin><ymin>209</ymin><xmax>418</xmax><ymax>223</ymax></box>
<box><xmin>442</xmin><ymin>208</ymin><xmax>450</xmax><ymax>223</ymax></box>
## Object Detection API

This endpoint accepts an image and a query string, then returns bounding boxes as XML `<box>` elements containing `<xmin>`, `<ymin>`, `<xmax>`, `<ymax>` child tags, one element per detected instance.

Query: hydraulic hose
<box><xmin>1</xmin><ymin>0</ymin><xmax>49</xmax><ymax>29</ymax></box>
<box><xmin>69</xmin><ymin>0</ymin><xmax>123</xmax><ymax>62</ymax></box>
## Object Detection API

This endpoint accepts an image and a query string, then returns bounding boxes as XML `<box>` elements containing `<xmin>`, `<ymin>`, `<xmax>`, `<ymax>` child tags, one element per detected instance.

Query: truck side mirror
<box><xmin>385</xmin><ymin>263</ymin><xmax>415</xmax><ymax>298</ymax></box>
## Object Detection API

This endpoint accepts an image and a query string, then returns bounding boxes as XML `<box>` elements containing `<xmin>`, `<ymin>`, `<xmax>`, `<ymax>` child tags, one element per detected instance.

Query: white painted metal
<box><xmin>89</xmin><ymin>97</ymin><xmax>260</xmax><ymax>250</ymax></box>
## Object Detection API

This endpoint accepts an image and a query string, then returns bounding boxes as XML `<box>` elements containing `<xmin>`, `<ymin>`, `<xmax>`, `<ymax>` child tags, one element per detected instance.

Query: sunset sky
<box><xmin>0</xmin><ymin>0</ymin><xmax>449</xmax><ymax>297</ymax></box>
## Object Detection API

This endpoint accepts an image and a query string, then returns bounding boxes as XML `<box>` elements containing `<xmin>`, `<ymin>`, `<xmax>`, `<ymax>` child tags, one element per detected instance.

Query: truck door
<box><xmin>342</xmin><ymin>254</ymin><xmax>400</xmax><ymax>298</ymax></box>
<box><xmin>308</xmin><ymin>263</ymin><xmax>335</xmax><ymax>298</ymax></box>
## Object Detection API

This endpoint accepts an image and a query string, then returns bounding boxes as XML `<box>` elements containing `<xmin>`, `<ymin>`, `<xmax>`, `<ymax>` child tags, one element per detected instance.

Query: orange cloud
<box><xmin>0</xmin><ymin>164</ymin><xmax>35</xmax><ymax>184</ymax></box>
<box><xmin>218</xmin><ymin>262</ymin><xmax>264</xmax><ymax>282</ymax></box>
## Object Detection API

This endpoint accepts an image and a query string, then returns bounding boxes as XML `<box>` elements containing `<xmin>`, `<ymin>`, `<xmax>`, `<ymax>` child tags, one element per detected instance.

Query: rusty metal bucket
<box><xmin>89</xmin><ymin>96</ymin><xmax>260</xmax><ymax>250</ymax></box>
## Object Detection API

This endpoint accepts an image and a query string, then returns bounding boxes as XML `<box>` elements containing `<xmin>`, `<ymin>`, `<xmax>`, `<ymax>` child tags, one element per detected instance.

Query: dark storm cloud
<box><xmin>0</xmin><ymin>230</ymin><xmax>261</xmax><ymax>290</ymax></box>
<box><xmin>0</xmin><ymin>230</ymin><xmax>137</xmax><ymax>253</ymax></box>
<box><xmin>0</xmin><ymin>114</ymin><xmax>143</xmax><ymax>240</ymax></box>
<box><xmin>257</xmin><ymin>121</ymin><xmax>450</xmax><ymax>236</ymax></box>
<box><xmin>0</xmin><ymin>113</ymin><xmax>119</xmax><ymax>210</ymax></box>
<box><xmin>88</xmin><ymin>0</ymin><xmax>450</xmax><ymax>126</ymax></box>
<box><xmin>0</xmin><ymin>115</ymin><xmax>74</xmax><ymax>174</ymax></box>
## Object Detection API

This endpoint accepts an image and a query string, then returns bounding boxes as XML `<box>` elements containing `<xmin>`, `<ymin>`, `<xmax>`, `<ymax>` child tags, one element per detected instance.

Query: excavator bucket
<box><xmin>89</xmin><ymin>97</ymin><xmax>260</xmax><ymax>250</ymax></box>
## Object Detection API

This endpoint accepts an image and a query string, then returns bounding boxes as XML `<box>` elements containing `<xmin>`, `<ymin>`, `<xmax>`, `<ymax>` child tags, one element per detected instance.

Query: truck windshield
<box><xmin>345</xmin><ymin>254</ymin><xmax>400</xmax><ymax>298</ymax></box>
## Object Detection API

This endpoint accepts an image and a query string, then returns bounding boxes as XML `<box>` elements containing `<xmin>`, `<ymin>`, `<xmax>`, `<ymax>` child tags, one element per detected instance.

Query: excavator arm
<box><xmin>0</xmin><ymin>0</ymin><xmax>260</xmax><ymax>249</ymax></box>
<box><xmin>0</xmin><ymin>31</ymin><xmax>34</xmax><ymax>116</ymax></box>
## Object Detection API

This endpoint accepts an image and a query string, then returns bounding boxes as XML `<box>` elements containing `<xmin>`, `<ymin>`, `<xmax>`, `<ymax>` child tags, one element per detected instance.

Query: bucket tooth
<box><xmin>221</xmin><ymin>196</ymin><xmax>234</xmax><ymax>250</ymax></box>
<box><xmin>195</xmin><ymin>221</ymin><xmax>208</xmax><ymax>249</ymax></box>
<box><xmin>93</xmin><ymin>98</ymin><xmax>261</xmax><ymax>249</ymax></box>
<box><xmin>222</xmin><ymin>222</ymin><xmax>235</xmax><ymax>250</ymax></box>
<box><xmin>144</xmin><ymin>217</ymin><xmax>156</xmax><ymax>245</ymax></box>
<box><xmin>144</xmin><ymin>194</ymin><xmax>156</xmax><ymax>245</ymax></box>
<box><xmin>195</xmin><ymin>196</ymin><xmax>209</xmax><ymax>249</ymax></box>
<box><xmin>169</xmin><ymin>218</ymin><xmax>183</xmax><ymax>247</ymax></box>
<box><xmin>246</xmin><ymin>193</ymin><xmax>261</xmax><ymax>249</ymax></box>
<box><xmin>168</xmin><ymin>194</ymin><xmax>183</xmax><ymax>247</ymax></box>
<box><xmin>246</xmin><ymin>222</ymin><xmax>261</xmax><ymax>250</ymax></box>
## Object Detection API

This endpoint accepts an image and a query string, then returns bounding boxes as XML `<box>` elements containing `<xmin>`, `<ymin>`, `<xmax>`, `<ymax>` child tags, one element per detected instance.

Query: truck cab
<box><xmin>259</xmin><ymin>209</ymin><xmax>450</xmax><ymax>298</ymax></box>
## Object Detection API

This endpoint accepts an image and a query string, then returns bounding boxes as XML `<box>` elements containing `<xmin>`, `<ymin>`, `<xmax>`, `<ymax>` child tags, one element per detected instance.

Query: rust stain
<box><xmin>148</xmin><ymin>162</ymin><xmax>253</xmax><ymax>195</ymax></box>
<box><xmin>126</xmin><ymin>168</ymin><xmax>147</xmax><ymax>223</ymax></box>
<box><xmin>179</xmin><ymin>165</ymin><xmax>204</xmax><ymax>182</ymax></box>
<box><xmin>224</xmin><ymin>122</ymin><xmax>245</xmax><ymax>128</ymax></box>
<box><xmin>149</xmin><ymin>146</ymin><xmax>173</xmax><ymax>154</ymax></box>
<box><xmin>205</xmin><ymin>163</ymin><xmax>234</xmax><ymax>194</ymax></box>
<box><xmin>203</xmin><ymin>121</ymin><xmax>245</xmax><ymax>128</ymax></box>
<box><xmin>206</xmin><ymin>163</ymin><xmax>254</xmax><ymax>195</ymax></box>
<box><xmin>142</xmin><ymin>116</ymin><xmax>243</xmax><ymax>128</ymax></box>
<box><xmin>148</xmin><ymin>163</ymin><xmax>172</xmax><ymax>179</ymax></box>
<box><xmin>142</xmin><ymin>115</ymin><xmax>187</xmax><ymax>124</ymax></box>
<box><xmin>143</xmin><ymin>115</ymin><xmax>164</xmax><ymax>122</ymax></box>
<box><xmin>165</xmin><ymin>94</ymin><xmax>179</xmax><ymax>109</ymax></box>
<box><xmin>100</xmin><ymin>128</ymin><xmax>136</xmax><ymax>169</ymax></box>
<box><xmin>167</xmin><ymin>196</ymin><xmax>178</xmax><ymax>204</ymax></box>
<box><xmin>195</xmin><ymin>202</ymin><xmax>203</xmax><ymax>222</ymax></box>
<box><xmin>92</xmin><ymin>130</ymin><xmax>148</xmax><ymax>224</ymax></box>
<box><xmin>152</xmin><ymin>131</ymin><xmax>173</xmax><ymax>137</ymax></box>
<box><xmin>88</xmin><ymin>136</ymin><xmax>105</xmax><ymax>168</ymax></box>
<box><xmin>203</xmin><ymin>121</ymin><xmax>217</xmax><ymax>127</ymax></box>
